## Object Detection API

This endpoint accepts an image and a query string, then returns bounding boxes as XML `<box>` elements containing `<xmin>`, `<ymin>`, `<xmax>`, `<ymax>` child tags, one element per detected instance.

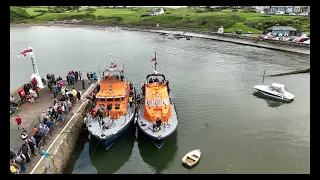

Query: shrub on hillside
<box><xmin>34</xmin><ymin>9</ymin><xmax>48</xmax><ymax>13</ymax></box>
<box><xmin>97</xmin><ymin>15</ymin><xmax>105</xmax><ymax>20</ymax></box>
<box><xmin>86</xmin><ymin>8</ymin><xmax>96</xmax><ymax>12</ymax></box>
<box><xmin>10</xmin><ymin>6</ymin><xmax>30</xmax><ymax>22</ymax></box>
<box><xmin>68</xmin><ymin>13</ymin><xmax>96</xmax><ymax>21</ymax></box>
<box><xmin>107</xmin><ymin>16</ymin><xmax>123</xmax><ymax>21</ymax></box>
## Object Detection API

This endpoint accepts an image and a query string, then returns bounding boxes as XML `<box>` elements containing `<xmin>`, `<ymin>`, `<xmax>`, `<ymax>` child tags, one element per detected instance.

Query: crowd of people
<box><xmin>10</xmin><ymin>72</ymin><xmax>84</xmax><ymax>174</ymax></box>
<box><xmin>10</xmin><ymin>92</ymin><xmax>78</xmax><ymax>174</ymax></box>
<box><xmin>10</xmin><ymin>78</ymin><xmax>40</xmax><ymax>115</ymax></box>
<box><xmin>10</xmin><ymin>70</ymin><xmax>91</xmax><ymax>174</ymax></box>
<box><xmin>86</xmin><ymin>72</ymin><xmax>98</xmax><ymax>82</ymax></box>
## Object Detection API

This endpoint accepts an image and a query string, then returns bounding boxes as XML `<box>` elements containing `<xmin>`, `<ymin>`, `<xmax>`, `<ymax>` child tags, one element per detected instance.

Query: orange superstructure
<box><xmin>144</xmin><ymin>81</ymin><xmax>171</xmax><ymax>122</ymax></box>
<box><xmin>95</xmin><ymin>63</ymin><xmax>131</xmax><ymax>119</ymax></box>
<box><xmin>142</xmin><ymin>52</ymin><xmax>172</xmax><ymax>123</ymax></box>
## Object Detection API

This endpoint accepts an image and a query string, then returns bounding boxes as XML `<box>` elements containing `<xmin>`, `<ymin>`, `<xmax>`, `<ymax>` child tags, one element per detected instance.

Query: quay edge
<box><xmin>30</xmin><ymin>82</ymin><xmax>98</xmax><ymax>174</ymax></box>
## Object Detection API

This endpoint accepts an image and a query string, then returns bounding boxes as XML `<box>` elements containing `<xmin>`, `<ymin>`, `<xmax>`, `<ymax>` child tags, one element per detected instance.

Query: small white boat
<box><xmin>182</xmin><ymin>149</ymin><xmax>201</xmax><ymax>167</ymax></box>
<box><xmin>253</xmin><ymin>83</ymin><xmax>294</xmax><ymax>102</ymax></box>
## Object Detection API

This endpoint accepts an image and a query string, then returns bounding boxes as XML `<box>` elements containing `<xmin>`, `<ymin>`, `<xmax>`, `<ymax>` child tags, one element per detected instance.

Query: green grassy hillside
<box><xmin>10</xmin><ymin>6</ymin><xmax>310</xmax><ymax>34</ymax></box>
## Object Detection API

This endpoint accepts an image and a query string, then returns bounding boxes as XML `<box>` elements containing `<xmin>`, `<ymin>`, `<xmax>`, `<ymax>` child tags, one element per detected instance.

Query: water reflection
<box><xmin>89</xmin><ymin>127</ymin><xmax>136</xmax><ymax>174</ymax></box>
<box><xmin>138</xmin><ymin>130</ymin><xmax>178</xmax><ymax>173</ymax></box>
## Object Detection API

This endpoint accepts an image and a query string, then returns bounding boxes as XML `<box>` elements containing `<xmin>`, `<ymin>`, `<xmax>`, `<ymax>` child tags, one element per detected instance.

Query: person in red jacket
<box><xmin>15</xmin><ymin>116</ymin><xmax>24</xmax><ymax>130</ymax></box>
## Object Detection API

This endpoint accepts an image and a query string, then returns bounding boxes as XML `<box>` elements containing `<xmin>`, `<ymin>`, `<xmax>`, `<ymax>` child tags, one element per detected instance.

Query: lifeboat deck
<box><xmin>137</xmin><ymin>103</ymin><xmax>178</xmax><ymax>139</ymax></box>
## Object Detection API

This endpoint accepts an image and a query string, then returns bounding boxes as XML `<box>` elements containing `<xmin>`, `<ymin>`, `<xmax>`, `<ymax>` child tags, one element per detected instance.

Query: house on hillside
<box><xmin>149</xmin><ymin>8</ymin><xmax>165</xmax><ymax>16</ymax></box>
<box><xmin>270</xmin><ymin>6</ymin><xmax>294</xmax><ymax>13</ymax></box>
<box><xmin>266</xmin><ymin>26</ymin><xmax>297</xmax><ymax>36</ymax></box>
<box><xmin>294</xmin><ymin>6</ymin><xmax>310</xmax><ymax>13</ymax></box>
<box><xmin>255</xmin><ymin>6</ymin><xmax>270</xmax><ymax>12</ymax></box>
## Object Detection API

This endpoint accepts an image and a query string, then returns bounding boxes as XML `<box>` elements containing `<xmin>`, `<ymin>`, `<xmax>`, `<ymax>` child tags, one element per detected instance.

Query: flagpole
<box><xmin>97</xmin><ymin>57</ymin><xmax>101</xmax><ymax>79</ymax></box>
<box><xmin>154</xmin><ymin>51</ymin><xmax>157</xmax><ymax>71</ymax></box>
<box><xmin>31</xmin><ymin>46</ymin><xmax>39</xmax><ymax>75</ymax></box>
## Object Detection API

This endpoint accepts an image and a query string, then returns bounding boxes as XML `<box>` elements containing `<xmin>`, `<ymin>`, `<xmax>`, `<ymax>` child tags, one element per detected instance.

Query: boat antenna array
<box><xmin>154</xmin><ymin>51</ymin><xmax>158</xmax><ymax>72</ymax></box>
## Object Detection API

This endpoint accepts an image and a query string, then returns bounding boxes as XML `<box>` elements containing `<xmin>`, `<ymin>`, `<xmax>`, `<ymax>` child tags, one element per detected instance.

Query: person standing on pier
<box><xmin>79</xmin><ymin>71</ymin><xmax>82</xmax><ymax>80</ymax></box>
<box><xmin>75</xmin><ymin>71</ymin><xmax>79</xmax><ymax>82</ymax></box>
<box><xmin>87</xmin><ymin>72</ymin><xmax>90</xmax><ymax>80</ymax></box>
<box><xmin>20</xmin><ymin>143</ymin><xmax>31</xmax><ymax>163</ymax></box>
<box><xmin>10</xmin><ymin>148</ymin><xmax>17</xmax><ymax>161</ymax></box>
<box><xmin>27</xmin><ymin>139</ymin><xmax>36</xmax><ymax>157</ymax></box>
<box><xmin>82</xmin><ymin>79</ymin><xmax>85</xmax><ymax>90</ymax></box>
<box><xmin>129</xmin><ymin>95</ymin><xmax>133</xmax><ymax>108</ymax></box>
<box><xmin>16</xmin><ymin>150</ymin><xmax>26</xmax><ymax>172</ymax></box>
<box><xmin>77</xmin><ymin>91</ymin><xmax>81</xmax><ymax>103</ymax></box>
<box><xmin>15</xmin><ymin>116</ymin><xmax>24</xmax><ymax>130</ymax></box>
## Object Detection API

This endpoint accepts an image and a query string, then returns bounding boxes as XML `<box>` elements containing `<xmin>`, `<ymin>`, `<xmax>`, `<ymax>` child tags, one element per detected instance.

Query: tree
<box><xmin>72</xmin><ymin>6</ymin><xmax>80</xmax><ymax>10</ymax></box>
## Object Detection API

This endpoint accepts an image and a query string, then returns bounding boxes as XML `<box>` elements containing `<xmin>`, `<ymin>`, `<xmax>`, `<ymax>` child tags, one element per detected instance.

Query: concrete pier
<box><xmin>28</xmin><ymin>80</ymin><xmax>100</xmax><ymax>174</ymax></box>
<box><xmin>10</xmin><ymin>79</ymin><xmax>94</xmax><ymax>173</ymax></box>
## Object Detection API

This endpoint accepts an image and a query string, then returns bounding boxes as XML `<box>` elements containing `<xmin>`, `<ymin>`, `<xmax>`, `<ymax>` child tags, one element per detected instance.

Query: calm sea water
<box><xmin>10</xmin><ymin>26</ymin><xmax>310</xmax><ymax>174</ymax></box>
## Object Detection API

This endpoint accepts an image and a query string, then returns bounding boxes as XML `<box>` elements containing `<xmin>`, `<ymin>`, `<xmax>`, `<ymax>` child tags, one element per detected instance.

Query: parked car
<box><xmin>298</xmin><ymin>12</ymin><xmax>309</xmax><ymax>16</ymax></box>
<box><xmin>288</xmin><ymin>13</ymin><xmax>296</xmax><ymax>15</ymax></box>
<box><xmin>267</xmin><ymin>11</ymin><xmax>274</xmax><ymax>14</ymax></box>
<box><xmin>275</xmin><ymin>11</ymin><xmax>285</xmax><ymax>15</ymax></box>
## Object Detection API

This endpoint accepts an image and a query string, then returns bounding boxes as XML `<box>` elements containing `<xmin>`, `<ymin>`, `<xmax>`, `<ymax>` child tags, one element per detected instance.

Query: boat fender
<box><xmin>166</xmin><ymin>124</ymin><xmax>170</xmax><ymax>128</ymax></box>
<box><xmin>84</xmin><ymin>117</ymin><xmax>87</xmax><ymax>124</ymax></box>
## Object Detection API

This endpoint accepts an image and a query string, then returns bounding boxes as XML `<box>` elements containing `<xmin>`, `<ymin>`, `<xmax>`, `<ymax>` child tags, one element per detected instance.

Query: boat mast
<box><xmin>262</xmin><ymin>68</ymin><xmax>267</xmax><ymax>83</ymax></box>
<box><xmin>154</xmin><ymin>51</ymin><xmax>157</xmax><ymax>72</ymax></box>
<box><xmin>110</xmin><ymin>54</ymin><xmax>113</xmax><ymax>68</ymax></box>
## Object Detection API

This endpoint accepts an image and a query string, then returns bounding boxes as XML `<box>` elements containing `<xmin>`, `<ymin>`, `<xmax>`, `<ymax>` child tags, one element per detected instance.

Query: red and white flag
<box><xmin>17</xmin><ymin>46</ymin><xmax>34</xmax><ymax>58</ymax></box>
<box><xmin>151</xmin><ymin>57</ymin><xmax>156</xmax><ymax>62</ymax></box>
<box><xmin>112</xmin><ymin>64</ymin><xmax>117</xmax><ymax>68</ymax></box>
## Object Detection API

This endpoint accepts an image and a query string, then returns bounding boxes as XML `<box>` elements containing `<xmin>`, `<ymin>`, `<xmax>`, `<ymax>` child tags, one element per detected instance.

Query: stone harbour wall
<box><xmin>35</xmin><ymin>99</ymin><xmax>93</xmax><ymax>174</ymax></box>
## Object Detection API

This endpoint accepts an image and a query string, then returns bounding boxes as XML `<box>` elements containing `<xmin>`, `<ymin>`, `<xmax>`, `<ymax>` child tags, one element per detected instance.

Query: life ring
<box><xmin>166</xmin><ymin>124</ymin><xmax>170</xmax><ymax>128</ymax></box>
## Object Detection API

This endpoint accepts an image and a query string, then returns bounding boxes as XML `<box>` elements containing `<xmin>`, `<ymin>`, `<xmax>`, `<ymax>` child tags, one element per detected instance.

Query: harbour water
<box><xmin>10</xmin><ymin>26</ymin><xmax>310</xmax><ymax>174</ymax></box>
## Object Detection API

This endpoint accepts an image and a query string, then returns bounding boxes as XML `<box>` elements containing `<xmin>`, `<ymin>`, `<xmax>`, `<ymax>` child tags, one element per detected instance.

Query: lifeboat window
<box><xmin>162</xmin><ymin>99</ymin><xmax>169</xmax><ymax>106</ymax></box>
<box><xmin>106</xmin><ymin>98</ymin><xmax>113</xmax><ymax>102</ymax></box>
<box><xmin>107</xmin><ymin>104</ymin><xmax>112</xmax><ymax>111</ymax></box>
<box><xmin>115</xmin><ymin>104</ymin><xmax>120</xmax><ymax>110</ymax></box>
<box><xmin>99</xmin><ymin>98</ymin><xmax>105</xmax><ymax>102</ymax></box>
<box><xmin>146</xmin><ymin>99</ymin><xmax>153</xmax><ymax>106</ymax></box>
<box><xmin>154</xmin><ymin>99</ymin><xmax>161</xmax><ymax>107</ymax></box>
<box><xmin>115</xmin><ymin>98</ymin><xmax>121</xmax><ymax>101</ymax></box>
<box><xmin>122</xmin><ymin>97</ymin><xmax>124</xmax><ymax>101</ymax></box>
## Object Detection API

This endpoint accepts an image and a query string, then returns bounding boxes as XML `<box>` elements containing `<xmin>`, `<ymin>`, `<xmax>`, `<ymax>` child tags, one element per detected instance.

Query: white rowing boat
<box><xmin>182</xmin><ymin>149</ymin><xmax>201</xmax><ymax>167</ymax></box>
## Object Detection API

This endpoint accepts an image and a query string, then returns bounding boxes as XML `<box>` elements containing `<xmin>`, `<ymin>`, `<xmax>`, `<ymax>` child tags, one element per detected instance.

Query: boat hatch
<box><xmin>154</xmin><ymin>99</ymin><xmax>161</xmax><ymax>107</ymax></box>
<box><xmin>146</xmin><ymin>99</ymin><xmax>153</xmax><ymax>106</ymax></box>
<box><xmin>162</xmin><ymin>99</ymin><xmax>169</xmax><ymax>106</ymax></box>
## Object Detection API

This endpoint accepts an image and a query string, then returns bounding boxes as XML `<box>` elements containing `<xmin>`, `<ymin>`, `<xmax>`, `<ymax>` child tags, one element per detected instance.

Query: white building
<box><xmin>270</xmin><ymin>6</ymin><xmax>295</xmax><ymax>13</ymax></box>
<box><xmin>270</xmin><ymin>6</ymin><xmax>309</xmax><ymax>14</ymax></box>
<box><xmin>149</xmin><ymin>8</ymin><xmax>165</xmax><ymax>16</ymax></box>
<box><xmin>294</xmin><ymin>6</ymin><xmax>310</xmax><ymax>13</ymax></box>
<box><xmin>255</xmin><ymin>6</ymin><xmax>270</xmax><ymax>12</ymax></box>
